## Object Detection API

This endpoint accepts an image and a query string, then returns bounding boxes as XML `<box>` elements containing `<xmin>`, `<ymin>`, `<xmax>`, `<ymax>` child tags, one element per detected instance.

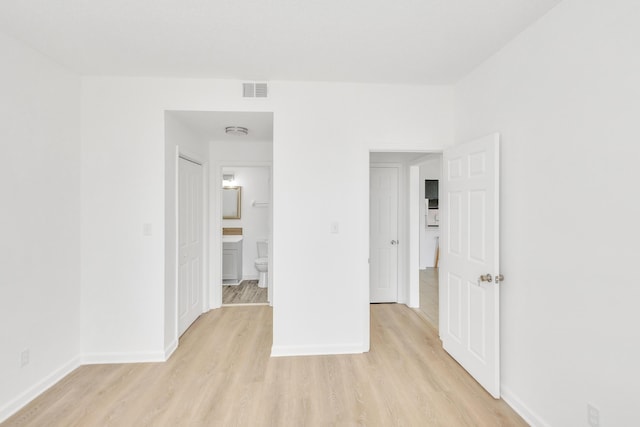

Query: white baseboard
<box><xmin>81</xmin><ymin>350</ymin><xmax>166</xmax><ymax>365</ymax></box>
<box><xmin>164</xmin><ymin>339</ymin><xmax>178</xmax><ymax>361</ymax></box>
<box><xmin>271</xmin><ymin>343</ymin><xmax>365</xmax><ymax>357</ymax></box>
<box><xmin>222</xmin><ymin>280</ymin><xmax>242</xmax><ymax>286</ymax></box>
<box><xmin>502</xmin><ymin>385</ymin><xmax>550</xmax><ymax>427</ymax></box>
<box><xmin>243</xmin><ymin>274</ymin><xmax>259</xmax><ymax>281</ymax></box>
<box><xmin>0</xmin><ymin>355</ymin><xmax>81</xmax><ymax>423</ymax></box>
<box><xmin>1</xmin><ymin>347</ymin><xmax>176</xmax><ymax>423</ymax></box>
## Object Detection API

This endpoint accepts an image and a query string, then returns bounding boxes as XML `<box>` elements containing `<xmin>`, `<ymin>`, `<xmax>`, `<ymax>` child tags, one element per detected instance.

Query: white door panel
<box><xmin>178</xmin><ymin>157</ymin><xmax>204</xmax><ymax>336</ymax></box>
<box><xmin>440</xmin><ymin>134</ymin><xmax>500</xmax><ymax>398</ymax></box>
<box><xmin>370</xmin><ymin>167</ymin><xmax>399</xmax><ymax>303</ymax></box>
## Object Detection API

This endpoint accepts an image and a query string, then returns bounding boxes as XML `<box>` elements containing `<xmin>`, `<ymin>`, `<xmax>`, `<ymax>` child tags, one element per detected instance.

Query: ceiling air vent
<box><xmin>242</xmin><ymin>82</ymin><xmax>268</xmax><ymax>98</ymax></box>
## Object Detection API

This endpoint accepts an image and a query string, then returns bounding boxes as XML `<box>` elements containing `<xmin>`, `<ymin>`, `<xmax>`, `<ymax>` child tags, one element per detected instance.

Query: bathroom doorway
<box><xmin>206</xmin><ymin>112</ymin><xmax>274</xmax><ymax>308</ymax></box>
<box><xmin>220</xmin><ymin>165</ymin><xmax>272</xmax><ymax>306</ymax></box>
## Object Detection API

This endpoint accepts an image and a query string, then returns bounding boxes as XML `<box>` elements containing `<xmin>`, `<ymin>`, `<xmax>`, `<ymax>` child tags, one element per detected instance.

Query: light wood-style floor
<box><xmin>223</xmin><ymin>279</ymin><xmax>268</xmax><ymax>304</ymax></box>
<box><xmin>3</xmin><ymin>305</ymin><xmax>525</xmax><ymax>427</ymax></box>
<box><xmin>419</xmin><ymin>268</ymin><xmax>439</xmax><ymax>328</ymax></box>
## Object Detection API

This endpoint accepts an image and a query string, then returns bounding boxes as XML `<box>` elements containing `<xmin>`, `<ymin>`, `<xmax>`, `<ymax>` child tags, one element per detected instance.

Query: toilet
<box><xmin>255</xmin><ymin>239</ymin><xmax>268</xmax><ymax>289</ymax></box>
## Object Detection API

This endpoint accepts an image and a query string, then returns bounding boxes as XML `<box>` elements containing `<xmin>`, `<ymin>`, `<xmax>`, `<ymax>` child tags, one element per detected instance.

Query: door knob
<box><xmin>479</xmin><ymin>274</ymin><xmax>493</xmax><ymax>283</ymax></box>
<box><xmin>390</xmin><ymin>240</ymin><xmax>398</xmax><ymax>245</ymax></box>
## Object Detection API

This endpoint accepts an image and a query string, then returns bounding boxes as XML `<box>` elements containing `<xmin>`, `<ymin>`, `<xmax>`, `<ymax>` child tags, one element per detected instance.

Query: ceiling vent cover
<box><xmin>242</xmin><ymin>82</ymin><xmax>268</xmax><ymax>98</ymax></box>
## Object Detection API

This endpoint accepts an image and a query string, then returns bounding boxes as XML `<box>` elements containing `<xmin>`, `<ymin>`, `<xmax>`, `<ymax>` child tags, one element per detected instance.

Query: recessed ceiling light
<box><xmin>225</xmin><ymin>126</ymin><xmax>248</xmax><ymax>136</ymax></box>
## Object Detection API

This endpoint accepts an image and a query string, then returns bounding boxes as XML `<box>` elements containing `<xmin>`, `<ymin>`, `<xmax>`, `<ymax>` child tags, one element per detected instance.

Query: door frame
<box><xmin>211</xmin><ymin>162</ymin><xmax>274</xmax><ymax>309</ymax></box>
<box><xmin>367</xmin><ymin>153</ymin><xmax>443</xmax><ymax>309</ymax></box>
<box><xmin>365</xmin><ymin>150</ymin><xmax>441</xmax><ymax>350</ymax></box>
<box><xmin>360</xmin><ymin>148</ymin><xmax>444</xmax><ymax>351</ymax></box>
<box><xmin>407</xmin><ymin>154</ymin><xmax>443</xmax><ymax>310</ymax></box>
<box><xmin>174</xmin><ymin>147</ymin><xmax>209</xmax><ymax>339</ymax></box>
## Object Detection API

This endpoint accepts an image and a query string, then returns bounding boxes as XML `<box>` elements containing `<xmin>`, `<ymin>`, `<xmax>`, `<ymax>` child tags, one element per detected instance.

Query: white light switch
<box><xmin>330</xmin><ymin>221</ymin><xmax>339</xmax><ymax>234</ymax></box>
<box><xmin>143</xmin><ymin>223</ymin><xmax>153</xmax><ymax>236</ymax></box>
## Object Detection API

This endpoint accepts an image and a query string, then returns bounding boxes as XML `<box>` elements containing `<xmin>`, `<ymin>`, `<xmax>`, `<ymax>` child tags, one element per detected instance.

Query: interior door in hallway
<box><xmin>178</xmin><ymin>156</ymin><xmax>204</xmax><ymax>336</ymax></box>
<box><xmin>370</xmin><ymin>166</ymin><xmax>399</xmax><ymax>302</ymax></box>
<box><xmin>440</xmin><ymin>133</ymin><xmax>501</xmax><ymax>398</ymax></box>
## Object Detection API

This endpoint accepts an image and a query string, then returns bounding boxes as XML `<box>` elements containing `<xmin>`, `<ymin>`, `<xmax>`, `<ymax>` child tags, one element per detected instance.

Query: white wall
<box><xmin>271</xmin><ymin>83</ymin><xmax>453</xmax><ymax>355</ymax></box>
<box><xmin>419</xmin><ymin>156</ymin><xmax>441</xmax><ymax>268</ymax></box>
<box><xmin>455</xmin><ymin>0</ymin><xmax>640</xmax><ymax>425</ymax></box>
<box><xmin>222</xmin><ymin>167</ymin><xmax>271</xmax><ymax>279</ymax></box>
<box><xmin>0</xmin><ymin>32</ymin><xmax>81</xmax><ymax>420</ymax></box>
<box><xmin>164</xmin><ymin>112</ymin><xmax>209</xmax><ymax>354</ymax></box>
<box><xmin>80</xmin><ymin>80</ymin><xmax>164</xmax><ymax>362</ymax></box>
<box><xmin>79</xmin><ymin>77</ymin><xmax>453</xmax><ymax>360</ymax></box>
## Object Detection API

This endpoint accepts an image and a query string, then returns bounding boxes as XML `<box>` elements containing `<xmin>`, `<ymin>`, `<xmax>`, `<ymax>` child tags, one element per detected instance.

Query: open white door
<box><xmin>178</xmin><ymin>156</ymin><xmax>204</xmax><ymax>336</ymax></box>
<box><xmin>370</xmin><ymin>166</ymin><xmax>399</xmax><ymax>303</ymax></box>
<box><xmin>440</xmin><ymin>133</ymin><xmax>501</xmax><ymax>398</ymax></box>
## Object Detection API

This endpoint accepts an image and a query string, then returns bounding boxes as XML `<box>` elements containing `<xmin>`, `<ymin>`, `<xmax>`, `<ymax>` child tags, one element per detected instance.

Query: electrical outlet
<box><xmin>20</xmin><ymin>349</ymin><xmax>30</xmax><ymax>367</ymax></box>
<box><xmin>587</xmin><ymin>403</ymin><xmax>600</xmax><ymax>427</ymax></box>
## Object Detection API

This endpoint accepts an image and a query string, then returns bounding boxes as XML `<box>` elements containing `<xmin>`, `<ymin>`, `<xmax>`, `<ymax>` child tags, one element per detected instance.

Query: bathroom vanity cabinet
<box><xmin>222</xmin><ymin>236</ymin><xmax>243</xmax><ymax>283</ymax></box>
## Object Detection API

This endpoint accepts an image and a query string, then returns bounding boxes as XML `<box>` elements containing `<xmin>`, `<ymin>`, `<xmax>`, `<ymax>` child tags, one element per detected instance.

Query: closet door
<box><xmin>178</xmin><ymin>156</ymin><xmax>204</xmax><ymax>336</ymax></box>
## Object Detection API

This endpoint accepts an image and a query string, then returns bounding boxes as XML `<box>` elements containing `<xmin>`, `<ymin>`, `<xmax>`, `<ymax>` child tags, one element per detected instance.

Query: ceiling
<box><xmin>0</xmin><ymin>0</ymin><xmax>562</xmax><ymax>84</ymax></box>
<box><xmin>370</xmin><ymin>152</ymin><xmax>438</xmax><ymax>163</ymax></box>
<box><xmin>169</xmin><ymin>111</ymin><xmax>273</xmax><ymax>143</ymax></box>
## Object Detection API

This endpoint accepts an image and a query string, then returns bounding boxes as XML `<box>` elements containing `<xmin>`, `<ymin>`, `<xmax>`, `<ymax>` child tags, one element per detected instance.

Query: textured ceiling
<box><xmin>0</xmin><ymin>0</ymin><xmax>562</xmax><ymax>84</ymax></box>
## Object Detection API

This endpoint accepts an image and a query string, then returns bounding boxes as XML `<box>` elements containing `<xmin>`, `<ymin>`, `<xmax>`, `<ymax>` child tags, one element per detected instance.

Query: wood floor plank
<box><xmin>222</xmin><ymin>280</ymin><xmax>268</xmax><ymax>304</ymax></box>
<box><xmin>419</xmin><ymin>267</ymin><xmax>439</xmax><ymax>327</ymax></box>
<box><xmin>2</xmin><ymin>304</ymin><xmax>526</xmax><ymax>427</ymax></box>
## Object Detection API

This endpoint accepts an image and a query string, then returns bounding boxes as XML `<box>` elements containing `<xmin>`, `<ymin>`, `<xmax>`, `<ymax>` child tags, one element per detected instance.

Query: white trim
<box><xmin>408</xmin><ymin>154</ymin><xmax>443</xmax><ymax>311</ymax></box>
<box><xmin>0</xmin><ymin>356</ymin><xmax>81</xmax><ymax>423</ymax></box>
<box><xmin>173</xmin><ymin>146</ymin><xmax>181</xmax><ymax>347</ymax></box>
<box><xmin>502</xmin><ymin>386</ymin><xmax>551</xmax><ymax>427</ymax></box>
<box><xmin>362</xmin><ymin>151</ymin><xmax>371</xmax><ymax>352</ymax></box>
<box><xmin>164</xmin><ymin>339</ymin><xmax>178</xmax><ymax>360</ymax></box>
<box><xmin>221</xmin><ymin>302</ymin><xmax>269</xmax><ymax>307</ymax></box>
<box><xmin>271</xmin><ymin>343</ymin><xmax>365</xmax><ymax>357</ymax></box>
<box><xmin>81</xmin><ymin>351</ymin><xmax>166</xmax><ymax>365</ymax></box>
<box><xmin>178</xmin><ymin>153</ymin><xmax>203</xmax><ymax>166</ymax></box>
<box><xmin>408</xmin><ymin>165</ymin><xmax>420</xmax><ymax>307</ymax></box>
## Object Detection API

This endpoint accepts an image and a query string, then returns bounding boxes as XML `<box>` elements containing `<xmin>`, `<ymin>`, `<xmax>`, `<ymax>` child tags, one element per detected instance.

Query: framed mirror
<box><xmin>222</xmin><ymin>186</ymin><xmax>242</xmax><ymax>219</ymax></box>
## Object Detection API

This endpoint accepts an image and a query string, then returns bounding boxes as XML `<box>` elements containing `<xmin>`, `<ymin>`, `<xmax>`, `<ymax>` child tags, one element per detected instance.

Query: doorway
<box><xmin>220</xmin><ymin>165</ymin><xmax>272</xmax><ymax>306</ymax></box>
<box><xmin>164</xmin><ymin>110</ymin><xmax>273</xmax><ymax>354</ymax></box>
<box><xmin>369</xmin><ymin>136</ymin><xmax>501</xmax><ymax>398</ymax></box>
<box><xmin>416</xmin><ymin>156</ymin><xmax>442</xmax><ymax>330</ymax></box>
<box><xmin>369</xmin><ymin>151</ymin><xmax>441</xmax><ymax>311</ymax></box>
<box><xmin>208</xmin><ymin>113</ymin><xmax>274</xmax><ymax>309</ymax></box>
